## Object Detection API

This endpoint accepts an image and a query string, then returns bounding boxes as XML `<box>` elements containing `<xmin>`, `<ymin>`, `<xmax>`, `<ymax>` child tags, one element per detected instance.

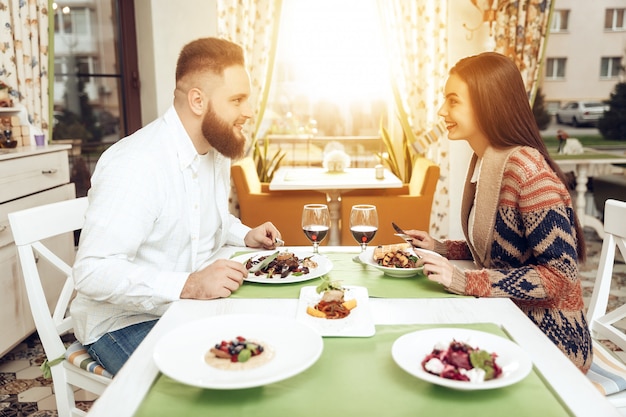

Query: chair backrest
<box><xmin>231</xmin><ymin>157</ymin><xmax>262</xmax><ymax>196</ymax></box>
<box><xmin>339</xmin><ymin>158</ymin><xmax>440</xmax><ymax>245</ymax></box>
<box><xmin>9</xmin><ymin>197</ymin><xmax>112</xmax><ymax>417</ymax></box>
<box><xmin>409</xmin><ymin>157</ymin><xmax>440</xmax><ymax>197</ymax></box>
<box><xmin>586</xmin><ymin>199</ymin><xmax>626</xmax><ymax>351</ymax></box>
<box><xmin>8</xmin><ymin>197</ymin><xmax>89</xmax><ymax>363</ymax></box>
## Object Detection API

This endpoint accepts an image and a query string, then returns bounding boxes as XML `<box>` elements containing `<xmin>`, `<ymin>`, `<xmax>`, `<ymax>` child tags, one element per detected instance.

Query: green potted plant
<box><xmin>251</xmin><ymin>135</ymin><xmax>286</xmax><ymax>183</ymax></box>
<box><xmin>376</xmin><ymin>118</ymin><xmax>422</xmax><ymax>183</ymax></box>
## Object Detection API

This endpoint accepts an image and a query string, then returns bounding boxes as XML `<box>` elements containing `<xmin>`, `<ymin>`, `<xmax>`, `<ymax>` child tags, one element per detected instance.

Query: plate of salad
<box><xmin>391</xmin><ymin>328</ymin><xmax>532</xmax><ymax>390</ymax></box>
<box><xmin>233</xmin><ymin>250</ymin><xmax>332</xmax><ymax>284</ymax></box>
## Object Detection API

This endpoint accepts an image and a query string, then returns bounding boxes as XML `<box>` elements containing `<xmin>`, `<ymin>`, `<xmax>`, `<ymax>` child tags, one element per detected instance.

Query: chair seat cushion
<box><xmin>587</xmin><ymin>339</ymin><xmax>626</xmax><ymax>395</ymax></box>
<box><xmin>65</xmin><ymin>341</ymin><xmax>113</xmax><ymax>378</ymax></box>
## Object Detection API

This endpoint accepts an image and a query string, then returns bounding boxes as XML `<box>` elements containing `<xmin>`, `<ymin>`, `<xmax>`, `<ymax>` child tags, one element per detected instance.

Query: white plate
<box><xmin>153</xmin><ymin>314</ymin><xmax>323</xmax><ymax>389</ymax></box>
<box><xmin>392</xmin><ymin>328</ymin><xmax>532</xmax><ymax>390</ymax></box>
<box><xmin>358</xmin><ymin>246</ymin><xmax>425</xmax><ymax>277</ymax></box>
<box><xmin>232</xmin><ymin>250</ymin><xmax>333</xmax><ymax>284</ymax></box>
<box><xmin>295</xmin><ymin>286</ymin><xmax>375</xmax><ymax>337</ymax></box>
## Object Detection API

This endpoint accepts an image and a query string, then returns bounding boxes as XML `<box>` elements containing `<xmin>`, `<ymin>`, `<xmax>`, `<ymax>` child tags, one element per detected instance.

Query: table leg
<box><xmin>573</xmin><ymin>163</ymin><xmax>605</xmax><ymax>238</ymax></box>
<box><xmin>326</xmin><ymin>190</ymin><xmax>341</xmax><ymax>246</ymax></box>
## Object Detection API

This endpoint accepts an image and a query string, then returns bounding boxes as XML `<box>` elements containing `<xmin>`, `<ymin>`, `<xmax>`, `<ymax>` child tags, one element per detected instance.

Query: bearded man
<box><xmin>71</xmin><ymin>38</ymin><xmax>282</xmax><ymax>375</ymax></box>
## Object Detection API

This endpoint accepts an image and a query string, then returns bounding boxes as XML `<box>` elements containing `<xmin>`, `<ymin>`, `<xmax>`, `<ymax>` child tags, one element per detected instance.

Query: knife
<box><xmin>247</xmin><ymin>251</ymin><xmax>280</xmax><ymax>273</ymax></box>
<box><xmin>392</xmin><ymin>222</ymin><xmax>406</xmax><ymax>235</ymax></box>
<box><xmin>392</xmin><ymin>222</ymin><xmax>413</xmax><ymax>244</ymax></box>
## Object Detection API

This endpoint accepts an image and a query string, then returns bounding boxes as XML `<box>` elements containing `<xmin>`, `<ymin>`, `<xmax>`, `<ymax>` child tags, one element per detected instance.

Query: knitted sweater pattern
<box><xmin>443</xmin><ymin>146</ymin><xmax>592</xmax><ymax>372</ymax></box>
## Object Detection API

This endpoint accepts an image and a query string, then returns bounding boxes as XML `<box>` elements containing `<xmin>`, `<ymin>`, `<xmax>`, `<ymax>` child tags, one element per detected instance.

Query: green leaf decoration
<box><xmin>40</xmin><ymin>354</ymin><xmax>65</xmax><ymax>379</ymax></box>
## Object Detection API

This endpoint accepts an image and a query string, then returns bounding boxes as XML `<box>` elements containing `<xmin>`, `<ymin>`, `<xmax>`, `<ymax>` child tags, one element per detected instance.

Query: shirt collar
<box><xmin>470</xmin><ymin>157</ymin><xmax>483</xmax><ymax>184</ymax></box>
<box><xmin>164</xmin><ymin>106</ymin><xmax>199</xmax><ymax>171</ymax></box>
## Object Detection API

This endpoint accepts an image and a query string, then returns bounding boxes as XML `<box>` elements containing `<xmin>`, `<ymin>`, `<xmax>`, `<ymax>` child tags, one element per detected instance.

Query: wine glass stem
<box><xmin>313</xmin><ymin>242</ymin><xmax>319</xmax><ymax>254</ymax></box>
<box><xmin>360</xmin><ymin>243</ymin><xmax>367</xmax><ymax>252</ymax></box>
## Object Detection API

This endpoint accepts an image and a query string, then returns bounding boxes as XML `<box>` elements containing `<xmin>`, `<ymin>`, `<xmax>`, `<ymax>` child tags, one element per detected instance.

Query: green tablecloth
<box><xmin>134</xmin><ymin>323</ymin><xmax>571</xmax><ymax>417</ymax></box>
<box><xmin>231</xmin><ymin>251</ymin><xmax>464</xmax><ymax>299</ymax></box>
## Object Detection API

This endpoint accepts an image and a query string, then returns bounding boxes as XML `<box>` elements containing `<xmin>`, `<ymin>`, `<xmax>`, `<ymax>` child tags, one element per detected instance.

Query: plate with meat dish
<box><xmin>392</xmin><ymin>328</ymin><xmax>532</xmax><ymax>390</ymax></box>
<box><xmin>232</xmin><ymin>250</ymin><xmax>333</xmax><ymax>284</ymax></box>
<box><xmin>153</xmin><ymin>313</ymin><xmax>323</xmax><ymax>389</ymax></box>
<box><xmin>295</xmin><ymin>278</ymin><xmax>375</xmax><ymax>337</ymax></box>
<box><xmin>358</xmin><ymin>243</ymin><xmax>430</xmax><ymax>278</ymax></box>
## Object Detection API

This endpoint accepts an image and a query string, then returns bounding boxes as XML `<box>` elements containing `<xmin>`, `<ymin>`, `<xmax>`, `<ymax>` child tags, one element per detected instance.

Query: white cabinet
<box><xmin>0</xmin><ymin>145</ymin><xmax>75</xmax><ymax>356</ymax></box>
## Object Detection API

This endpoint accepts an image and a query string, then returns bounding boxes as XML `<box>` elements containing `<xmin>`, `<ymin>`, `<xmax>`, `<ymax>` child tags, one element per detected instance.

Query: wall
<box><xmin>542</xmin><ymin>0</ymin><xmax>626</xmax><ymax>107</ymax></box>
<box><xmin>444</xmin><ymin>3</ymin><xmax>493</xmax><ymax>239</ymax></box>
<box><xmin>134</xmin><ymin>0</ymin><xmax>218</xmax><ymax>123</ymax></box>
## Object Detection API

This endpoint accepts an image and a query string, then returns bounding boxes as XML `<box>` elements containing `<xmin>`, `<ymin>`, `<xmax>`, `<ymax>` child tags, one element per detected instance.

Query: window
<box><xmin>550</xmin><ymin>9</ymin><xmax>569</xmax><ymax>32</ymax></box>
<box><xmin>545</xmin><ymin>58</ymin><xmax>567</xmax><ymax>80</ymax></box>
<box><xmin>53</xmin><ymin>5</ymin><xmax>91</xmax><ymax>35</ymax></box>
<box><xmin>601</xmin><ymin>57</ymin><xmax>623</xmax><ymax>78</ymax></box>
<box><xmin>605</xmin><ymin>8</ymin><xmax>625</xmax><ymax>30</ymax></box>
<box><xmin>264</xmin><ymin>0</ymin><xmax>391</xmax><ymax>138</ymax></box>
<box><xmin>52</xmin><ymin>0</ymin><xmax>141</xmax><ymax>186</ymax></box>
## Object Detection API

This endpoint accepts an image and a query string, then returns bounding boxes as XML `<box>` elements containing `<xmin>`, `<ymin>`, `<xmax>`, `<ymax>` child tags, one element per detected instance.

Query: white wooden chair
<box><xmin>586</xmin><ymin>199</ymin><xmax>626</xmax><ymax>412</ymax></box>
<box><xmin>8</xmin><ymin>197</ymin><xmax>111</xmax><ymax>417</ymax></box>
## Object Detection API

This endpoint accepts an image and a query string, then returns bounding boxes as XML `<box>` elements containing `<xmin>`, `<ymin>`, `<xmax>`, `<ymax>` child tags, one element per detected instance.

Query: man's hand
<box><xmin>180</xmin><ymin>259</ymin><xmax>248</xmax><ymax>299</ymax></box>
<box><xmin>244</xmin><ymin>222</ymin><xmax>282</xmax><ymax>249</ymax></box>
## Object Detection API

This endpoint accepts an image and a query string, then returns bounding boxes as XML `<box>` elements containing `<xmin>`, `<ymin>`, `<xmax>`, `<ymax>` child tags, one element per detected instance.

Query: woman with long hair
<box><xmin>407</xmin><ymin>52</ymin><xmax>592</xmax><ymax>373</ymax></box>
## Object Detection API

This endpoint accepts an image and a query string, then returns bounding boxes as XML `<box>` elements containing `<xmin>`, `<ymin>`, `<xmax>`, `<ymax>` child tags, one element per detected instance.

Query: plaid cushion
<box><xmin>587</xmin><ymin>339</ymin><xmax>626</xmax><ymax>395</ymax></box>
<box><xmin>65</xmin><ymin>341</ymin><xmax>113</xmax><ymax>379</ymax></box>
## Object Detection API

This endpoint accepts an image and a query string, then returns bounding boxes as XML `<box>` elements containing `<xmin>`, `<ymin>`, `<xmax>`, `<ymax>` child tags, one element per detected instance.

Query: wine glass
<box><xmin>350</xmin><ymin>204</ymin><xmax>378</xmax><ymax>252</ymax></box>
<box><xmin>301</xmin><ymin>204</ymin><xmax>330</xmax><ymax>254</ymax></box>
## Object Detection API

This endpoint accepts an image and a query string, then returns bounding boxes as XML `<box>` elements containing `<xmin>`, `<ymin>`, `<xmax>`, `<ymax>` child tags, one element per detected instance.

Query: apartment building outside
<box><xmin>541</xmin><ymin>0</ymin><xmax>626</xmax><ymax>114</ymax></box>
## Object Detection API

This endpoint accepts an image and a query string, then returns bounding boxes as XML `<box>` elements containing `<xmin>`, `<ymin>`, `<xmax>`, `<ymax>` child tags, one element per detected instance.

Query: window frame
<box><xmin>605</xmin><ymin>8</ymin><xmax>626</xmax><ymax>31</ymax></box>
<box><xmin>550</xmin><ymin>9</ymin><xmax>570</xmax><ymax>32</ymax></box>
<box><xmin>545</xmin><ymin>57</ymin><xmax>567</xmax><ymax>80</ymax></box>
<box><xmin>600</xmin><ymin>56</ymin><xmax>623</xmax><ymax>79</ymax></box>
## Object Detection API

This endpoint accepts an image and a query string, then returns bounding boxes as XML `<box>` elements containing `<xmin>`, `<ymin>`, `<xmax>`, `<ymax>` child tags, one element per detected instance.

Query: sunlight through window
<box><xmin>266</xmin><ymin>0</ymin><xmax>391</xmax><ymax>137</ymax></box>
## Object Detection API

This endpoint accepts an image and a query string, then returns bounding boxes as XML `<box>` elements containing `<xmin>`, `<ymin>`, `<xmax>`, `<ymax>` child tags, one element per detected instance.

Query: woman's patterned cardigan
<box><xmin>434</xmin><ymin>145</ymin><xmax>592</xmax><ymax>373</ymax></box>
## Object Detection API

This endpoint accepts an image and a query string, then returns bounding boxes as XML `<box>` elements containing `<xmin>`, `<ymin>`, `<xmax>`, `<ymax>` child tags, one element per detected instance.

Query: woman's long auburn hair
<box><xmin>450</xmin><ymin>52</ymin><xmax>586</xmax><ymax>261</ymax></box>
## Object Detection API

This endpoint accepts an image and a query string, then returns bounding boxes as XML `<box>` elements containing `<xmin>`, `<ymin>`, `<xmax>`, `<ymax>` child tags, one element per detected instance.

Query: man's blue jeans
<box><xmin>86</xmin><ymin>319</ymin><xmax>158</xmax><ymax>376</ymax></box>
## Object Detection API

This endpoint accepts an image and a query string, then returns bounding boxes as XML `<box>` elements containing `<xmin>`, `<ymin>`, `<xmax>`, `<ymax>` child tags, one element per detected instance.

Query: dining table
<box><xmin>554</xmin><ymin>149</ymin><xmax>626</xmax><ymax>238</ymax></box>
<box><xmin>85</xmin><ymin>246</ymin><xmax>621</xmax><ymax>417</ymax></box>
<box><xmin>269</xmin><ymin>167</ymin><xmax>403</xmax><ymax>245</ymax></box>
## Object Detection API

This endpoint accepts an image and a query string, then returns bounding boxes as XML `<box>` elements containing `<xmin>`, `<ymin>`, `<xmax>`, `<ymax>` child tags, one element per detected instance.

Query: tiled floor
<box><xmin>0</xmin><ymin>334</ymin><xmax>96</xmax><ymax>417</ymax></box>
<box><xmin>0</xmin><ymin>229</ymin><xmax>624</xmax><ymax>417</ymax></box>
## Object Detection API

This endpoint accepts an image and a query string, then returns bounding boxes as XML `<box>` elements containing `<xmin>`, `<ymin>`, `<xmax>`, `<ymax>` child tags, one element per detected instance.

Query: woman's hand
<box><xmin>415</xmin><ymin>249</ymin><xmax>454</xmax><ymax>288</ymax></box>
<box><xmin>405</xmin><ymin>229</ymin><xmax>436</xmax><ymax>251</ymax></box>
<box><xmin>244</xmin><ymin>222</ymin><xmax>282</xmax><ymax>249</ymax></box>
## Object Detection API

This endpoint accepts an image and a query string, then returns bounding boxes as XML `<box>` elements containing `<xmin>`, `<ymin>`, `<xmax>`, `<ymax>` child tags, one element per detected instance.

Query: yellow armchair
<box><xmin>231</xmin><ymin>158</ymin><xmax>328</xmax><ymax>246</ymax></box>
<box><xmin>340</xmin><ymin>157</ymin><xmax>440</xmax><ymax>246</ymax></box>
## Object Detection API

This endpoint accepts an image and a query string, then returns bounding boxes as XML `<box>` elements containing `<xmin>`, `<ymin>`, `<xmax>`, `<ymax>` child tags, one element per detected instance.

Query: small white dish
<box><xmin>153</xmin><ymin>314</ymin><xmax>323</xmax><ymax>389</ymax></box>
<box><xmin>358</xmin><ymin>246</ymin><xmax>424</xmax><ymax>277</ymax></box>
<box><xmin>392</xmin><ymin>327</ymin><xmax>532</xmax><ymax>390</ymax></box>
<box><xmin>232</xmin><ymin>250</ymin><xmax>332</xmax><ymax>284</ymax></box>
<box><xmin>296</xmin><ymin>286</ymin><xmax>375</xmax><ymax>337</ymax></box>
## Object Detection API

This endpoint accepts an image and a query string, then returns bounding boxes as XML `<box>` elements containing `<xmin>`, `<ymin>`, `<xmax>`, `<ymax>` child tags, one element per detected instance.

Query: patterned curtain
<box><xmin>0</xmin><ymin>0</ymin><xmax>49</xmax><ymax>133</ymax></box>
<box><xmin>216</xmin><ymin>0</ymin><xmax>283</xmax><ymax>215</ymax></box>
<box><xmin>493</xmin><ymin>0</ymin><xmax>554</xmax><ymax>103</ymax></box>
<box><xmin>217</xmin><ymin>0</ymin><xmax>283</xmax><ymax>139</ymax></box>
<box><xmin>377</xmin><ymin>0</ymin><xmax>450</xmax><ymax>238</ymax></box>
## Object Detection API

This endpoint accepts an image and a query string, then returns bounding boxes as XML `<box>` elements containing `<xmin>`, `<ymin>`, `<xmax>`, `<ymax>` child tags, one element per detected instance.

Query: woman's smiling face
<box><xmin>437</xmin><ymin>74</ymin><xmax>489</xmax><ymax>155</ymax></box>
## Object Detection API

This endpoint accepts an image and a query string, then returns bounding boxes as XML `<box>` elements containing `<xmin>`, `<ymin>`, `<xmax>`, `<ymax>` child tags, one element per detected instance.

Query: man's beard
<box><xmin>201</xmin><ymin>105</ymin><xmax>246</xmax><ymax>159</ymax></box>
